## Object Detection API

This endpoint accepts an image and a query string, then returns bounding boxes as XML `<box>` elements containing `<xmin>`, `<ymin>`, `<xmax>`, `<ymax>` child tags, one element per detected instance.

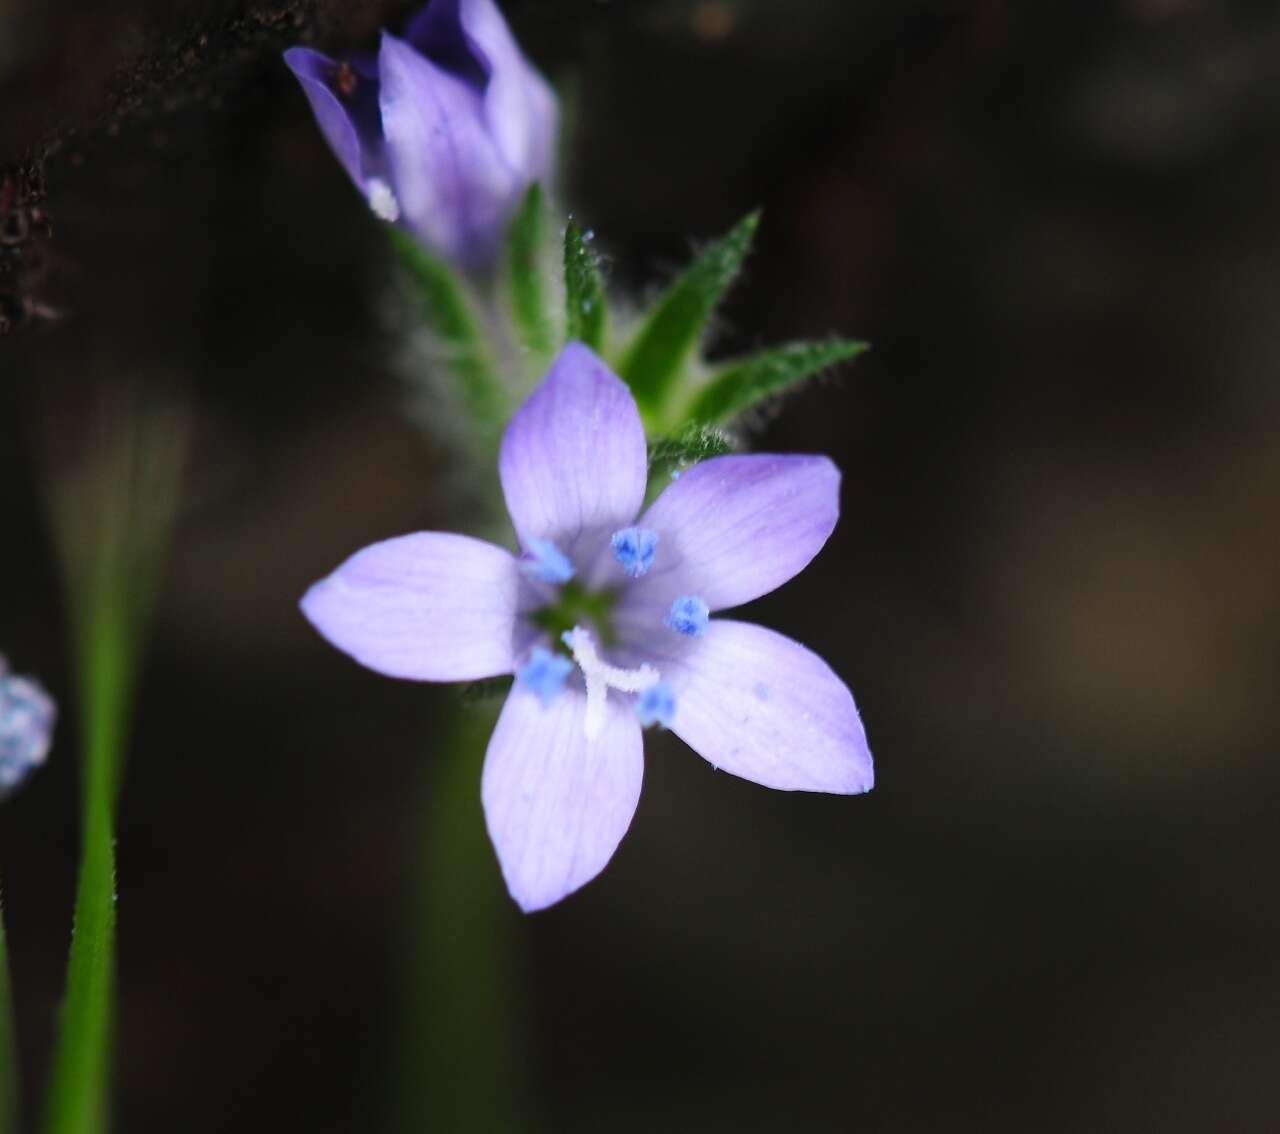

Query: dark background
<box><xmin>4</xmin><ymin>0</ymin><xmax>1280</xmax><ymax>1130</ymax></box>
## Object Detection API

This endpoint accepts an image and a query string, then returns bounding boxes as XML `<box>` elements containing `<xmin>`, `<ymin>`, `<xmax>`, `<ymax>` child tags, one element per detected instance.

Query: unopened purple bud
<box><xmin>284</xmin><ymin>0</ymin><xmax>558</xmax><ymax>269</ymax></box>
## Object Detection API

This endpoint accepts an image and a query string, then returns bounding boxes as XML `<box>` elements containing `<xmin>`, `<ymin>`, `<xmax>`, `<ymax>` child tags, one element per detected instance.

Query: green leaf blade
<box><xmin>618</xmin><ymin>211</ymin><xmax>760</xmax><ymax>416</ymax></box>
<box><xmin>504</xmin><ymin>184</ymin><xmax>556</xmax><ymax>370</ymax></box>
<box><xmin>43</xmin><ymin>594</ymin><xmax>130</xmax><ymax>1134</ymax></box>
<box><xmin>563</xmin><ymin>219</ymin><xmax>606</xmax><ymax>352</ymax></box>
<box><xmin>686</xmin><ymin>338</ymin><xmax>869</xmax><ymax>425</ymax></box>
<box><xmin>1</xmin><ymin>892</ymin><xmax>17</xmax><ymax>1134</ymax></box>
<box><xmin>390</xmin><ymin>228</ymin><xmax>508</xmax><ymax>430</ymax></box>
<box><xmin>42</xmin><ymin>821</ymin><xmax>116</xmax><ymax>1134</ymax></box>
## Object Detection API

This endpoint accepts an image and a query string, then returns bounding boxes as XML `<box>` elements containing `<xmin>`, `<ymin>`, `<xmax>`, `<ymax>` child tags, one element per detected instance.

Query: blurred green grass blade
<box><xmin>563</xmin><ymin>218</ymin><xmax>606</xmax><ymax>352</ymax></box>
<box><xmin>42</xmin><ymin>594</ymin><xmax>131</xmax><ymax>1134</ymax></box>
<box><xmin>42</xmin><ymin>815</ymin><xmax>116</xmax><ymax>1134</ymax></box>
<box><xmin>389</xmin><ymin>228</ymin><xmax>508</xmax><ymax>429</ymax></box>
<box><xmin>1</xmin><ymin>888</ymin><xmax>17</xmax><ymax>1134</ymax></box>
<box><xmin>686</xmin><ymin>338</ymin><xmax>869</xmax><ymax>425</ymax></box>
<box><xmin>504</xmin><ymin>184</ymin><xmax>556</xmax><ymax>370</ymax></box>
<box><xmin>617</xmin><ymin>210</ymin><xmax>760</xmax><ymax>415</ymax></box>
<box><xmin>42</xmin><ymin>401</ymin><xmax>185</xmax><ymax>1134</ymax></box>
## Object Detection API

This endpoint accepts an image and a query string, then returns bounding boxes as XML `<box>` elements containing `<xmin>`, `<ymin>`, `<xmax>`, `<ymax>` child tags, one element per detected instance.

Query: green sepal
<box><xmin>617</xmin><ymin>210</ymin><xmax>760</xmax><ymax>417</ymax></box>
<box><xmin>685</xmin><ymin>338</ymin><xmax>869</xmax><ymax>425</ymax></box>
<box><xmin>503</xmin><ymin>184</ymin><xmax>556</xmax><ymax>372</ymax></box>
<box><xmin>389</xmin><ymin>227</ymin><xmax>508</xmax><ymax>431</ymax></box>
<box><xmin>563</xmin><ymin>218</ymin><xmax>607</xmax><ymax>352</ymax></box>
<box><xmin>646</xmin><ymin>425</ymin><xmax>734</xmax><ymax>497</ymax></box>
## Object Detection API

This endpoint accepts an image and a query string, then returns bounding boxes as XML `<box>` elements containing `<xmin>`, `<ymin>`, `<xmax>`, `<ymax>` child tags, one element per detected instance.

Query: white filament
<box><xmin>562</xmin><ymin>626</ymin><xmax>660</xmax><ymax>740</ymax></box>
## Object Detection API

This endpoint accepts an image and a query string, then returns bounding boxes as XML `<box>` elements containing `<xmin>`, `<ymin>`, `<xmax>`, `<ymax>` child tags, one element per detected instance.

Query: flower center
<box><xmin>529</xmin><ymin>578</ymin><xmax>617</xmax><ymax>647</ymax></box>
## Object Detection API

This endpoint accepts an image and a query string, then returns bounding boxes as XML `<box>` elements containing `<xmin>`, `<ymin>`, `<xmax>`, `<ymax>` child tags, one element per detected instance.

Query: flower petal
<box><xmin>300</xmin><ymin>532</ymin><xmax>519</xmax><ymax>681</ymax></box>
<box><xmin>658</xmin><ymin>619</ymin><xmax>873</xmax><ymax>794</ymax></box>
<box><xmin>404</xmin><ymin>0</ymin><xmax>488</xmax><ymax>88</ymax></box>
<box><xmin>406</xmin><ymin>0</ymin><xmax>558</xmax><ymax>183</ymax></box>
<box><xmin>377</xmin><ymin>31</ymin><xmax>517</xmax><ymax>266</ymax></box>
<box><xmin>283</xmin><ymin>47</ymin><xmax>384</xmax><ymax>194</ymax></box>
<box><xmin>482</xmin><ymin>683</ymin><xmax>644</xmax><ymax>912</ymax></box>
<box><xmin>635</xmin><ymin>454</ymin><xmax>841</xmax><ymax>611</ymax></box>
<box><xmin>499</xmin><ymin>343</ymin><xmax>648</xmax><ymax>554</ymax></box>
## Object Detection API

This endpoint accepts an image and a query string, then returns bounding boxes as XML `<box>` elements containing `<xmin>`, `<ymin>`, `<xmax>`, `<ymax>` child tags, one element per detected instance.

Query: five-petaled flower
<box><xmin>0</xmin><ymin>655</ymin><xmax>55</xmax><ymax>802</ymax></box>
<box><xmin>301</xmin><ymin>343</ymin><xmax>874</xmax><ymax>911</ymax></box>
<box><xmin>284</xmin><ymin>0</ymin><xmax>557</xmax><ymax>269</ymax></box>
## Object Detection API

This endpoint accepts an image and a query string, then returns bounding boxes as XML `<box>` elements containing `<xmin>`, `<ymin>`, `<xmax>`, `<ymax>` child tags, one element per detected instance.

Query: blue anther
<box><xmin>517</xmin><ymin>647</ymin><xmax>574</xmax><ymax>707</ymax></box>
<box><xmin>636</xmin><ymin>683</ymin><xmax>676</xmax><ymax>729</ymax></box>
<box><xmin>519</xmin><ymin>538</ymin><xmax>575</xmax><ymax>584</ymax></box>
<box><xmin>610</xmin><ymin>526</ymin><xmax>658</xmax><ymax>578</ymax></box>
<box><xmin>0</xmin><ymin>671</ymin><xmax>56</xmax><ymax>799</ymax></box>
<box><xmin>664</xmin><ymin>595</ymin><xmax>709</xmax><ymax>637</ymax></box>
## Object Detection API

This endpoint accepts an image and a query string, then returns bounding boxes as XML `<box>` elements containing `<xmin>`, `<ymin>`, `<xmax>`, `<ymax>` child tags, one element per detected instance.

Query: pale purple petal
<box><xmin>406</xmin><ymin>0</ymin><xmax>558</xmax><ymax>183</ymax></box>
<box><xmin>283</xmin><ymin>47</ymin><xmax>383</xmax><ymax>194</ymax></box>
<box><xmin>459</xmin><ymin>0</ymin><xmax>558</xmax><ymax>180</ymax></box>
<box><xmin>657</xmin><ymin>619</ymin><xmax>873</xmax><ymax>794</ymax></box>
<box><xmin>482</xmin><ymin>683</ymin><xmax>644</xmax><ymax>912</ymax></box>
<box><xmin>499</xmin><ymin>343</ymin><xmax>648</xmax><ymax>553</ymax></box>
<box><xmin>633</xmin><ymin>454</ymin><xmax>841</xmax><ymax>612</ymax></box>
<box><xmin>377</xmin><ymin>31</ymin><xmax>518</xmax><ymax>266</ymax></box>
<box><xmin>300</xmin><ymin>532</ymin><xmax>519</xmax><ymax>681</ymax></box>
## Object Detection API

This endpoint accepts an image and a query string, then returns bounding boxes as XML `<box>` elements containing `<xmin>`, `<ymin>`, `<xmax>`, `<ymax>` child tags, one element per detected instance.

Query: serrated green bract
<box><xmin>503</xmin><ymin>184</ymin><xmax>556</xmax><ymax>373</ymax></box>
<box><xmin>389</xmin><ymin>228</ymin><xmax>508</xmax><ymax>431</ymax></box>
<box><xmin>563</xmin><ymin>219</ymin><xmax>606</xmax><ymax>352</ymax></box>
<box><xmin>686</xmin><ymin>339</ymin><xmax>869</xmax><ymax>425</ymax></box>
<box><xmin>618</xmin><ymin>211</ymin><xmax>760</xmax><ymax>418</ymax></box>
<box><xmin>646</xmin><ymin>426</ymin><xmax>734</xmax><ymax>495</ymax></box>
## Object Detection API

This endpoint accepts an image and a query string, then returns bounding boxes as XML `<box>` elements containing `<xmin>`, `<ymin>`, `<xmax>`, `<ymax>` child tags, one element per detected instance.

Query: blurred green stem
<box><xmin>1</xmin><ymin>887</ymin><xmax>17</xmax><ymax>1134</ymax></box>
<box><xmin>391</xmin><ymin>706</ymin><xmax>526</xmax><ymax>1132</ymax></box>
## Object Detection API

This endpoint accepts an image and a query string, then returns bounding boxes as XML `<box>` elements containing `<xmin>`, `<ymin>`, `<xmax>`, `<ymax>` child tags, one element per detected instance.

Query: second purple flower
<box><xmin>284</xmin><ymin>0</ymin><xmax>558</xmax><ymax>269</ymax></box>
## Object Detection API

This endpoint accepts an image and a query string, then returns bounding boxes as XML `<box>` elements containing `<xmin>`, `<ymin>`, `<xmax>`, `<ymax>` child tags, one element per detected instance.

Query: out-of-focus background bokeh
<box><xmin>4</xmin><ymin>0</ymin><xmax>1280</xmax><ymax>1130</ymax></box>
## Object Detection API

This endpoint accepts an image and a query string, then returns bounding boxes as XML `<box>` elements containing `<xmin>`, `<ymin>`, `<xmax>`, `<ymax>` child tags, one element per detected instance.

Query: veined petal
<box><xmin>482</xmin><ymin>683</ymin><xmax>644</xmax><ymax>912</ymax></box>
<box><xmin>300</xmin><ymin>532</ymin><xmax>519</xmax><ymax>681</ymax></box>
<box><xmin>378</xmin><ymin>31</ymin><xmax>517</xmax><ymax>266</ymax></box>
<box><xmin>499</xmin><ymin>343</ymin><xmax>648</xmax><ymax>553</ymax></box>
<box><xmin>658</xmin><ymin>620</ymin><xmax>873</xmax><ymax>794</ymax></box>
<box><xmin>284</xmin><ymin>47</ymin><xmax>385</xmax><ymax>194</ymax></box>
<box><xmin>406</xmin><ymin>0</ymin><xmax>558</xmax><ymax>182</ymax></box>
<box><xmin>461</xmin><ymin>0</ymin><xmax>557</xmax><ymax>180</ymax></box>
<box><xmin>634</xmin><ymin>454</ymin><xmax>841</xmax><ymax>612</ymax></box>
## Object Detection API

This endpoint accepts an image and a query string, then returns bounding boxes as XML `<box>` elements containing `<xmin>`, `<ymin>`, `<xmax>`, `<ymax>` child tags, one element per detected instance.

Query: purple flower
<box><xmin>284</xmin><ymin>0</ymin><xmax>557</xmax><ymax>269</ymax></box>
<box><xmin>301</xmin><ymin>343</ymin><xmax>873</xmax><ymax>911</ymax></box>
<box><xmin>0</xmin><ymin>655</ymin><xmax>56</xmax><ymax>800</ymax></box>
